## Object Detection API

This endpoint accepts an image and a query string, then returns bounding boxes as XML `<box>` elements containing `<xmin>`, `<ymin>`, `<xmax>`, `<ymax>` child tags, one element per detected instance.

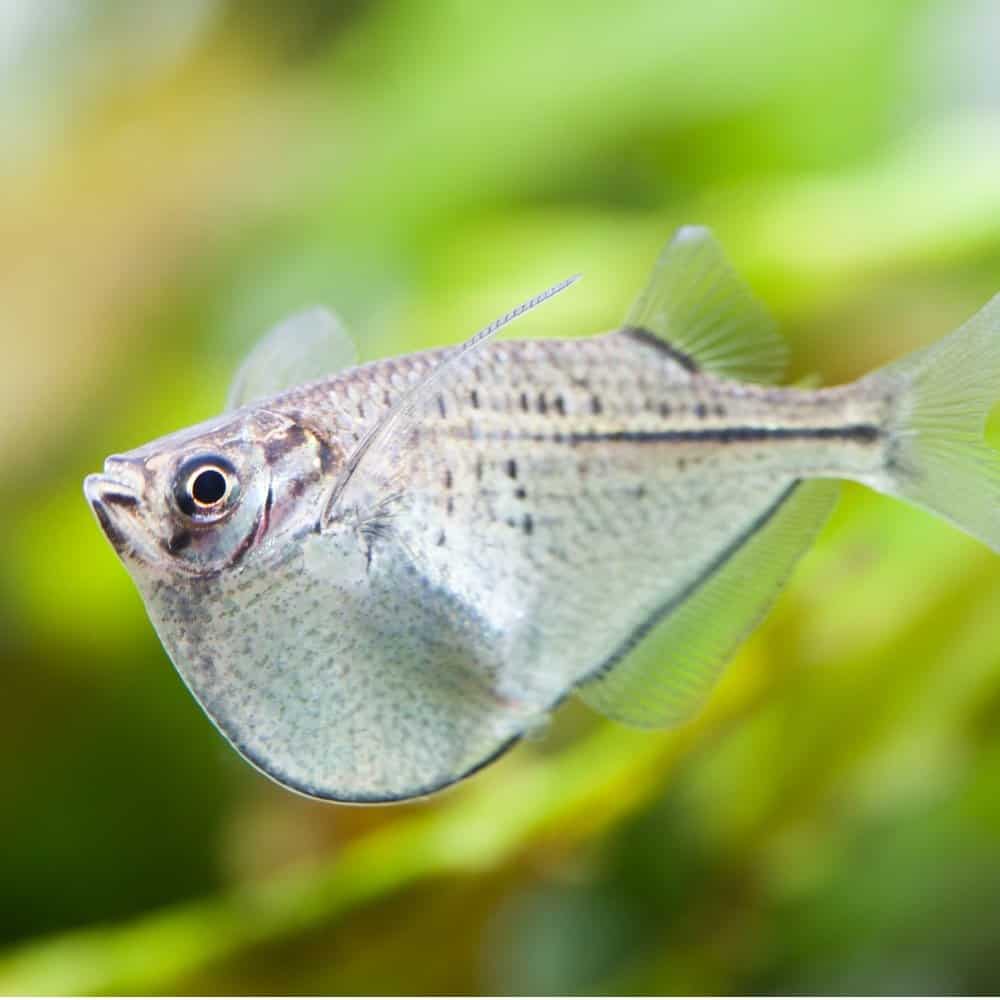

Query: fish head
<box><xmin>84</xmin><ymin>407</ymin><xmax>331</xmax><ymax>584</ymax></box>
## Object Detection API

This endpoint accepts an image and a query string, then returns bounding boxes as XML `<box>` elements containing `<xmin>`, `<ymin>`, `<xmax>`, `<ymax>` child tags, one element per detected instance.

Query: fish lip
<box><xmin>84</xmin><ymin>474</ymin><xmax>138</xmax><ymax>506</ymax></box>
<box><xmin>85</xmin><ymin>454</ymin><xmax>147</xmax><ymax>507</ymax></box>
<box><xmin>84</xmin><ymin>472</ymin><xmax>146</xmax><ymax>562</ymax></box>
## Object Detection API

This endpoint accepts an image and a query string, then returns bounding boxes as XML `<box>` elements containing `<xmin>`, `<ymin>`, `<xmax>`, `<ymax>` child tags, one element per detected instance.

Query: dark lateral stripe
<box><xmin>584</xmin><ymin>480</ymin><xmax>801</xmax><ymax>685</ymax></box>
<box><xmin>567</xmin><ymin>423</ymin><xmax>881</xmax><ymax>446</ymax></box>
<box><xmin>445</xmin><ymin>423</ymin><xmax>881</xmax><ymax>448</ymax></box>
<box><xmin>622</xmin><ymin>325</ymin><xmax>699</xmax><ymax>372</ymax></box>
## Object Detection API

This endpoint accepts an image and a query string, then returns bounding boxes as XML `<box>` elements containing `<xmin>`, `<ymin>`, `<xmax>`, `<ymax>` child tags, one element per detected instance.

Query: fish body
<box><xmin>85</xmin><ymin>227</ymin><xmax>1000</xmax><ymax>802</ymax></box>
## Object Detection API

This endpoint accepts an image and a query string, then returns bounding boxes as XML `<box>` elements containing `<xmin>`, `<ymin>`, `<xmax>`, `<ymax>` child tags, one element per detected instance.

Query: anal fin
<box><xmin>577</xmin><ymin>479</ymin><xmax>839</xmax><ymax>727</ymax></box>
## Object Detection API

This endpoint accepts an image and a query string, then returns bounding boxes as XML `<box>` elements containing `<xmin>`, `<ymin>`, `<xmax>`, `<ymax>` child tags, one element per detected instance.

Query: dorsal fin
<box><xmin>623</xmin><ymin>226</ymin><xmax>787</xmax><ymax>384</ymax></box>
<box><xmin>226</xmin><ymin>307</ymin><xmax>359</xmax><ymax>410</ymax></box>
<box><xmin>322</xmin><ymin>273</ymin><xmax>581</xmax><ymax>527</ymax></box>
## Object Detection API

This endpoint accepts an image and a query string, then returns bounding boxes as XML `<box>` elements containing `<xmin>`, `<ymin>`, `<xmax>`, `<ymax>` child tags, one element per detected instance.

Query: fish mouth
<box><xmin>84</xmin><ymin>461</ymin><xmax>146</xmax><ymax>560</ymax></box>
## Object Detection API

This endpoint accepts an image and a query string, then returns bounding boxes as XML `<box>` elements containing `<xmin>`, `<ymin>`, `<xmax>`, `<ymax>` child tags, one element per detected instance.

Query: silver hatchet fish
<box><xmin>84</xmin><ymin>226</ymin><xmax>1000</xmax><ymax>802</ymax></box>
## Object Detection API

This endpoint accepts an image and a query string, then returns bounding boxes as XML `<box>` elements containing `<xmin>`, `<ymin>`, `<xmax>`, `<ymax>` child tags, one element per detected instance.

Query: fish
<box><xmin>84</xmin><ymin>225</ymin><xmax>1000</xmax><ymax>803</ymax></box>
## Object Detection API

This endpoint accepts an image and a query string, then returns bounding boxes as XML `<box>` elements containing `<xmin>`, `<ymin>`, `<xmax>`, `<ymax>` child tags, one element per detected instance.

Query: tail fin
<box><xmin>863</xmin><ymin>293</ymin><xmax>1000</xmax><ymax>552</ymax></box>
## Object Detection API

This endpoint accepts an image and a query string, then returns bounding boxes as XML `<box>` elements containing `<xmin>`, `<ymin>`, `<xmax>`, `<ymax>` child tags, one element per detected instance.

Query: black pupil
<box><xmin>191</xmin><ymin>468</ymin><xmax>227</xmax><ymax>505</ymax></box>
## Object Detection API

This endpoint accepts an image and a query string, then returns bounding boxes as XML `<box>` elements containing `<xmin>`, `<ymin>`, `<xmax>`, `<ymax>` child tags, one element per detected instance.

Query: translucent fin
<box><xmin>577</xmin><ymin>479</ymin><xmax>839</xmax><ymax>727</ymax></box>
<box><xmin>226</xmin><ymin>307</ymin><xmax>359</xmax><ymax>410</ymax></box>
<box><xmin>323</xmin><ymin>274</ymin><xmax>581</xmax><ymax>526</ymax></box>
<box><xmin>624</xmin><ymin>225</ymin><xmax>787</xmax><ymax>384</ymax></box>
<box><xmin>859</xmin><ymin>292</ymin><xmax>1000</xmax><ymax>552</ymax></box>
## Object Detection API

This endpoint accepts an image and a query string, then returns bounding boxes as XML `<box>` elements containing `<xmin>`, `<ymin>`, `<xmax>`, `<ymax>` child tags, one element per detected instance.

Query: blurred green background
<box><xmin>3</xmin><ymin>0</ymin><xmax>1000</xmax><ymax>993</ymax></box>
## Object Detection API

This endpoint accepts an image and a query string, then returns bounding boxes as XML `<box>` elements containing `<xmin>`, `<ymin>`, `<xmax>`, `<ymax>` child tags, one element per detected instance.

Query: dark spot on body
<box><xmin>659</xmin><ymin>402</ymin><xmax>672</xmax><ymax>417</ymax></box>
<box><xmin>520</xmin><ymin>391</ymin><xmax>530</xmax><ymax>413</ymax></box>
<box><xmin>165</xmin><ymin>528</ymin><xmax>192</xmax><ymax>555</ymax></box>
<box><xmin>714</xmin><ymin>404</ymin><xmax>726</xmax><ymax>417</ymax></box>
<box><xmin>591</xmin><ymin>395</ymin><xmax>603</xmax><ymax>415</ymax></box>
<box><xmin>515</xmin><ymin>486</ymin><xmax>527</xmax><ymax>500</ymax></box>
<box><xmin>506</xmin><ymin>458</ymin><xmax>518</xmax><ymax>479</ymax></box>
<box><xmin>470</xmin><ymin>388</ymin><xmax>480</xmax><ymax>409</ymax></box>
<box><xmin>446</xmin><ymin>496</ymin><xmax>455</xmax><ymax>516</ymax></box>
<box><xmin>622</xmin><ymin>325</ymin><xmax>699</xmax><ymax>372</ymax></box>
<box><xmin>315</xmin><ymin>436</ymin><xmax>335</xmax><ymax>474</ymax></box>
<box><xmin>437</xmin><ymin>394</ymin><xmax>447</xmax><ymax>418</ymax></box>
<box><xmin>523</xmin><ymin>513</ymin><xmax>534</xmax><ymax>535</ymax></box>
<box><xmin>436</xmin><ymin>530</ymin><xmax>446</xmax><ymax>547</ymax></box>
<box><xmin>695</xmin><ymin>402</ymin><xmax>708</xmax><ymax>419</ymax></box>
<box><xmin>263</xmin><ymin>425</ymin><xmax>307</xmax><ymax>464</ymax></box>
<box><xmin>537</xmin><ymin>393</ymin><xmax>548</xmax><ymax>415</ymax></box>
<box><xmin>475</xmin><ymin>457</ymin><xmax>484</xmax><ymax>481</ymax></box>
<box><xmin>444</xmin><ymin>468</ymin><xmax>453</xmax><ymax>490</ymax></box>
<box><xmin>554</xmin><ymin>395</ymin><xmax>566</xmax><ymax>416</ymax></box>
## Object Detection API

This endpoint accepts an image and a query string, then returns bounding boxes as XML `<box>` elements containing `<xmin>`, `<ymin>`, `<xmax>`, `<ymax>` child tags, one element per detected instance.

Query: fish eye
<box><xmin>174</xmin><ymin>455</ymin><xmax>239</xmax><ymax>520</ymax></box>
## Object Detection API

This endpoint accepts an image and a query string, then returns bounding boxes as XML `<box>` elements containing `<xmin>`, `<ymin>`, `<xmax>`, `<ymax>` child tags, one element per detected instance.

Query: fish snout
<box><xmin>84</xmin><ymin>473</ymin><xmax>137</xmax><ymax>508</ymax></box>
<box><xmin>85</xmin><ymin>456</ymin><xmax>145</xmax><ymax>507</ymax></box>
<box><xmin>84</xmin><ymin>458</ymin><xmax>149</xmax><ymax>556</ymax></box>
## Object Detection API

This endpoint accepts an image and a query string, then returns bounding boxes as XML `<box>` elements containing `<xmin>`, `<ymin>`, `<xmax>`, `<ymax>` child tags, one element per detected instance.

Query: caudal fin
<box><xmin>863</xmin><ymin>293</ymin><xmax>1000</xmax><ymax>552</ymax></box>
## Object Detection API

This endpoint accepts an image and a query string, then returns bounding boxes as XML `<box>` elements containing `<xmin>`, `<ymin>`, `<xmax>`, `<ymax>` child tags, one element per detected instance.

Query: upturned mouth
<box><xmin>84</xmin><ymin>461</ymin><xmax>146</xmax><ymax>558</ymax></box>
<box><xmin>84</xmin><ymin>475</ymin><xmax>133</xmax><ymax>548</ymax></box>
